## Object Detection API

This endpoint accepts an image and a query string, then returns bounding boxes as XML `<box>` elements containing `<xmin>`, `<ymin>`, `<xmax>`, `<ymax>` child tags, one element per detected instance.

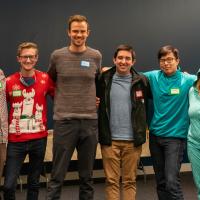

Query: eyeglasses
<box><xmin>159</xmin><ymin>57</ymin><xmax>175</xmax><ymax>64</ymax></box>
<box><xmin>19</xmin><ymin>55</ymin><xmax>37</xmax><ymax>60</ymax></box>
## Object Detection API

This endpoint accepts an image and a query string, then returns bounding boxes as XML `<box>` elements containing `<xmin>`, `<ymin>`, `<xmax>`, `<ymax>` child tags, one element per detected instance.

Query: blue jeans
<box><xmin>47</xmin><ymin>119</ymin><xmax>98</xmax><ymax>200</ymax></box>
<box><xmin>3</xmin><ymin>137</ymin><xmax>47</xmax><ymax>200</ymax></box>
<box><xmin>149</xmin><ymin>134</ymin><xmax>186</xmax><ymax>200</ymax></box>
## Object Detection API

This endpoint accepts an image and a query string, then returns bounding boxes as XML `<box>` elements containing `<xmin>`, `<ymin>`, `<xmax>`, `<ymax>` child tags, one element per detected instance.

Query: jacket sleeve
<box><xmin>143</xmin><ymin>76</ymin><xmax>154</xmax><ymax>127</ymax></box>
<box><xmin>96</xmin><ymin>72</ymin><xmax>103</xmax><ymax>98</ymax></box>
<box><xmin>142</xmin><ymin>74</ymin><xmax>152</xmax><ymax>99</ymax></box>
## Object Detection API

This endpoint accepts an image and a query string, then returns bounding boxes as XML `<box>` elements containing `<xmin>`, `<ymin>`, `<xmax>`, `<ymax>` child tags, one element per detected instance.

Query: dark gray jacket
<box><xmin>97</xmin><ymin>66</ymin><xmax>151</xmax><ymax>147</ymax></box>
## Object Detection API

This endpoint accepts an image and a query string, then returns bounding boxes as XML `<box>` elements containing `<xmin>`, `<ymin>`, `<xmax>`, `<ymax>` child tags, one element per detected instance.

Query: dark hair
<box><xmin>68</xmin><ymin>14</ymin><xmax>89</xmax><ymax>31</ymax></box>
<box><xmin>114</xmin><ymin>44</ymin><xmax>136</xmax><ymax>60</ymax></box>
<box><xmin>158</xmin><ymin>45</ymin><xmax>179</xmax><ymax>60</ymax></box>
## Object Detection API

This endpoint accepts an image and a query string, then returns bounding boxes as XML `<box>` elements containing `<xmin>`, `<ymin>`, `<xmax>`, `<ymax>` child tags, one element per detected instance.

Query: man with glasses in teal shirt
<box><xmin>144</xmin><ymin>45</ymin><xmax>196</xmax><ymax>200</ymax></box>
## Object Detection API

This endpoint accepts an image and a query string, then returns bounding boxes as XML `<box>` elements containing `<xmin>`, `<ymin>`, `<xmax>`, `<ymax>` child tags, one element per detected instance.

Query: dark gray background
<box><xmin>1</xmin><ymin>0</ymin><xmax>200</xmax><ymax>127</ymax></box>
<box><xmin>1</xmin><ymin>0</ymin><xmax>200</xmax><ymax>74</ymax></box>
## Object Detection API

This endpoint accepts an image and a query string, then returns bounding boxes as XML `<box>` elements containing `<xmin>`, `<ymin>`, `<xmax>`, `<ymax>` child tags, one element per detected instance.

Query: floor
<box><xmin>11</xmin><ymin>172</ymin><xmax>197</xmax><ymax>200</ymax></box>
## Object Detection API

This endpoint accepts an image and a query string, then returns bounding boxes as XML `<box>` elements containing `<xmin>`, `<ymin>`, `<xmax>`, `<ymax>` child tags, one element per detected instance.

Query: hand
<box><xmin>96</xmin><ymin>97</ymin><xmax>100</xmax><ymax>108</ymax></box>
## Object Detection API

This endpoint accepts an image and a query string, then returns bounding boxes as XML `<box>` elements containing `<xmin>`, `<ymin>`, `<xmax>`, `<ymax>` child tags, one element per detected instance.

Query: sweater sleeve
<box><xmin>0</xmin><ymin>69</ymin><xmax>8</xmax><ymax>143</ymax></box>
<box><xmin>47</xmin><ymin>74</ymin><xmax>55</xmax><ymax>98</ymax></box>
<box><xmin>47</xmin><ymin>52</ymin><xmax>57</xmax><ymax>82</ymax></box>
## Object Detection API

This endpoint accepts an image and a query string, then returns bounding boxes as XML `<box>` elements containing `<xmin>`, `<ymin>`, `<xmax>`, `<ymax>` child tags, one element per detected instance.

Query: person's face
<box><xmin>159</xmin><ymin>52</ymin><xmax>179</xmax><ymax>76</ymax></box>
<box><xmin>17</xmin><ymin>48</ymin><xmax>38</xmax><ymax>72</ymax></box>
<box><xmin>113</xmin><ymin>50</ymin><xmax>135</xmax><ymax>75</ymax></box>
<box><xmin>68</xmin><ymin>21</ymin><xmax>89</xmax><ymax>48</ymax></box>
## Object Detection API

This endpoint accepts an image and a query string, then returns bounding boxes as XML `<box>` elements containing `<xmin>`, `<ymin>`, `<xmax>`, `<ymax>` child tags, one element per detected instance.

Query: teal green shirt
<box><xmin>144</xmin><ymin>70</ymin><xmax>196</xmax><ymax>138</ymax></box>
<box><xmin>188</xmin><ymin>86</ymin><xmax>200</xmax><ymax>145</ymax></box>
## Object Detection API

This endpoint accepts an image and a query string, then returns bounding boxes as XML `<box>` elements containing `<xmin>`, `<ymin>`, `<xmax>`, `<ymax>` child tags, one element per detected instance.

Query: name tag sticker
<box><xmin>12</xmin><ymin>90</ymin><xmax>22</xmax><ymax>97</ymax></box>
<box><xmin>170</xmin><ymin>88</ymin><xmax>180</xmax><ymax>95</ymax></box>
<box><xmin>80</xmin><ymin>61</ymin><xmax>90</xmax><ymax>68</ymax></box>
<box><xmin>135</xmin><ymin>90</ymin><xmax>143</xmax><ymax>99</ymax></box>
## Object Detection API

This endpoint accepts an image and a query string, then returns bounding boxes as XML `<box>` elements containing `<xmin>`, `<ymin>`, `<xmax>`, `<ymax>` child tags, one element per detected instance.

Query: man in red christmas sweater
<box><xmin>3</xmin><ymin>42</ymin><xmax>54</xmax><ymax>200</ymax></box>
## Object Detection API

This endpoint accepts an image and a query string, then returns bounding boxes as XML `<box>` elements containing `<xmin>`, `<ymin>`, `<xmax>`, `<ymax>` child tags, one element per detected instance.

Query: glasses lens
<box><xmin>20</xmin><ymin>55</ymin><xmax>37</xmax><ymax>60</ymax></box>
<box><xmin>160</xmin><ymin>58</ymin><xmax>174</xmax><ymax>64</ymax></box>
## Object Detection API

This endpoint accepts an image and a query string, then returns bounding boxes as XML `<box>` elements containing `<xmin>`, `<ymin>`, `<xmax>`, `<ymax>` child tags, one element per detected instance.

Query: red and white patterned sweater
<box><xmin>6</xmin><ymin>70</ymin><xmax>54</xmax><ymax>142</ymax></box>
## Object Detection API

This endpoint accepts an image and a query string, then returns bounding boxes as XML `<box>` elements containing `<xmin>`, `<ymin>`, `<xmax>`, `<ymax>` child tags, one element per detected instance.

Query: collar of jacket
<box><xmin>103</xmin><ymin>66</ymin><xmax>147</xmax><ymax>86</ymax></box>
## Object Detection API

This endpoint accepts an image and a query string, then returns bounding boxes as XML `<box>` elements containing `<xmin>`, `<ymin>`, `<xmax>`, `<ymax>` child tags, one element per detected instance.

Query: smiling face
<box><xmin>68</xmin><ymin>21</ymin><xmax>90</xmax><ymax>52</ymax></box>
<box><xmin>17</xmin><ymin>48</ymin><xmax>38</xmax><ymax>76</ymax></box>
<box><xmin>159</xmin><ymin>52</ymin><xmax>180</xmax><ymax>76</ymax></box>
<box><xmin>113</xmin><ymin>50</ymin><xmax>135</xmax><ymax>75</ymax></box>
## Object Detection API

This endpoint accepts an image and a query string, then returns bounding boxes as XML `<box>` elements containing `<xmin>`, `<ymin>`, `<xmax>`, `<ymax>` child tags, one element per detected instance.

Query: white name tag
<box><xmin>81</xmin><ymin>61</ymin><xmax>90</xmax><ymax>68</ymax></box>
<box><xmin>170</xmin><ymin>88</ymin><xmax>180</xmax><ymax>95</ymax></box>
<box><xmin>12</xmin><ymin>90</ymin><xmax>22</xmax><ymax>97</ymax></box>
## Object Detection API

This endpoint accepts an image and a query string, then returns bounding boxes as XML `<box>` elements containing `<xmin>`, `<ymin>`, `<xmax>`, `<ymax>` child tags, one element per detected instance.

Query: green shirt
<box><xmin>188</xmin><ymin>86</ymin><xmax>200</xmax><ymax>145</ymax></box>
<box><xmin>144</xmin><ymin>69</ymin><xmax>195</xmax><ymax>138</ymax></box>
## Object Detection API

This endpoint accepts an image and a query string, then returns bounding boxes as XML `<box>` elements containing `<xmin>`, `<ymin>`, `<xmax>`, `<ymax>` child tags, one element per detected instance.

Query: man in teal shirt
<box><xmin>144</xmin><ymin>45</ymin><xmax>196</xmax><ymax>200</ymax></box>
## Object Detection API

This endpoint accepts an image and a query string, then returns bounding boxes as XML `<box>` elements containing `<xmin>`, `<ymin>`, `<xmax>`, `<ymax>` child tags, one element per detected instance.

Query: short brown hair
<box><xmin>68</xmin><ymin>14</ymin><xmax>89</xmax><ymax>31</ymax></box>
<box><xmin>114</xmin><ymin>44</ymin><xmax>136</xmax><ymax>60</ymax></box>
<box><xmin>158</xmin><ymin>45</ymin><xmax>179</xmax><ymax>60</ymax></box>
<box><xmin>17</xmin><ymin>42</ymin><xmax>38</xmax><ymax>56</ymax></box>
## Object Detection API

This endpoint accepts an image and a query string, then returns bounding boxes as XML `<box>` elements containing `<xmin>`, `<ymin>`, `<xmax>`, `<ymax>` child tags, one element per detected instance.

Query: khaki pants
<box><xmin>101</xmin><ymin>141</ymin><xmax>142</xmax><ymax>200</ymax></box>
<box><xmin>0</xmin><ymin>143</ymin><xmax>6</xmax><ymax>185</ymax></box>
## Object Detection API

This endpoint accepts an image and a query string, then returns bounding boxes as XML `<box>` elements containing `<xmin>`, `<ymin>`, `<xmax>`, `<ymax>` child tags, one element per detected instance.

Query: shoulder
<box><xmin>6</xmin><ymin>72</ymin><xmax>19</xmax><ymax>82</ymax></box>
<box><xmin>189</xmin><ymin>86</ymin><xmax>196</xmax><ymax>99</ymax></box>
<box><xmin>35</xmin><ymin>70</ymin><xmax>54</xmax><ymax>86</ymax></box>
<box><xmin>0</xmin><ymin>69</ymin><xmax>5</xmax><ymax>80</ymax></box>
<box><xmin>35</xmin><ymin>70</ymin><xmax>50</xmax><ymax>79</ymax></box>
<box><xmin>143</xmin><ymin>70</ymin><xmax>160</xmax><ymax>79</ymax></box>
<box><xmin>189</xmin><ymin>86</ymin><xmax>194</xmax><ymax>93</ymax></box>
<box><xmin>181</xmin><ymin>72</ymin><xmax>196</xmax><ymax>81</ymax></box>
<box><xmin>180</xmin><ymin>72</ymin><xmax>196</xmax><ymax>88</ymax></box>
<box><xmin>133</xmin><ymin>71</ymin><xmax>149</xmax><ymax>87</ymax></box>
<box><xmin>51</xmin><ymin>47</ymin><xmax>68</xmax><ymax>57</ymax></box>
<box><xmin>6</xmin><ymin>73</ymin><xmax>20</xmax><ymax>89</ymax></box>
<box><xmin>99</xmin><ymin>67</ymin><xmax>114</xmax><ymax>81</ymax></box>
<box><xmin>86</xmin><ymin>47</ymin><xmax>102</xmax><ymax>59</ymax></box>
<box><xmin>103</xmin><ymin>66</ymin><xmax>115</xmax><ymax>75</ymax></box>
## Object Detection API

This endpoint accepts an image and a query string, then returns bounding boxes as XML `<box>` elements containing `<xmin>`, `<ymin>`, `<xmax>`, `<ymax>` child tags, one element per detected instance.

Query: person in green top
<box><xmin>187</xmin><ymin>69</ymin><xmax>200</xmax><ymax>200</ymax></box>
<box><xmin>144</xmin><ymin>45</ymin><xmax>196</xmax><ymax>200</ymax></box>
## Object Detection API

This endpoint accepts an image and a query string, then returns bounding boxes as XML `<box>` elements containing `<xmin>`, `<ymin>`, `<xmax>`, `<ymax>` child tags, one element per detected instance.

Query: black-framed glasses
<box><xmin>159</xmin><ymin>57</ymin><xmax>175</xmax><ymax>64</ymax></box>
<box><xmin>19</xmin><ymin>55</ymin><xmax>37</xmax><ymax>60</ymax></box>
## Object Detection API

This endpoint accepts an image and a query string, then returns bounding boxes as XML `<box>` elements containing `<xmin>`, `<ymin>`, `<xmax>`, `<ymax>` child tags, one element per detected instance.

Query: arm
<box><xmin>47</xmin><ymin>53</ymin><xmax>57</xmax><ymax>82</ymax></box>
<box><xmin>47</xmin><ymin>75</ymin><xmax>55</xmax><ymax>99</ymax></box>
<box><xmin>0</xmin><ymin>70</ymin><xmax>8</xmax><ymax>143</ymax></box>
<box><xmin>95</xmin><ymin>51</ymin><xmax>102</xmax><ymax>107</ymax></box>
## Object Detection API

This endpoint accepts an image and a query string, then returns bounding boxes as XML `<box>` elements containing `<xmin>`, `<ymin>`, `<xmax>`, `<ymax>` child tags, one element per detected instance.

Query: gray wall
<box><xmin>1</xmin><ymin>0</ymin><xmax>200</xmax><ymax>127</ymax></box>
<box><xmin>1</xmin><ymin>0</ymin><xmax>200</xmax><ymax>74</ymax></box>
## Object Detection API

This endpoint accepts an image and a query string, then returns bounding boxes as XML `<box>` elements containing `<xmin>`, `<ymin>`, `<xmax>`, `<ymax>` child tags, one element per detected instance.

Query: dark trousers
<box><xmin>47</xmin><ymin>119</ymin><xmax>98</xmax><ymax>200</ymax></box>
<box><xmin>149</xmin><ymin>134</ymin><xmax>186</xmax><ymax>200</ymax></box>
<box><xmin>3</xmin><ymin>137</ymin><xmax>47</xmax><ymax>200</ymax></box>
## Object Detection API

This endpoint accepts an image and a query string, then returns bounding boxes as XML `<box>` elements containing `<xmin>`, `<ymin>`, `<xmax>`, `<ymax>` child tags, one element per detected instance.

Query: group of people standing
<box><xmin>0</xmin><ymin>14</ymin><xmax>200</xmax><ymax>200</ymax></box>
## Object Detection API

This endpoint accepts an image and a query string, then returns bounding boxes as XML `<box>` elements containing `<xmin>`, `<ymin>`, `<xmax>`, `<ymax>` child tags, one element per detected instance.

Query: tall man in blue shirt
<box><xmin>144</xmin><ymin>45</ymin><xmax>196</xmax><ymax>200</ymax></box>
